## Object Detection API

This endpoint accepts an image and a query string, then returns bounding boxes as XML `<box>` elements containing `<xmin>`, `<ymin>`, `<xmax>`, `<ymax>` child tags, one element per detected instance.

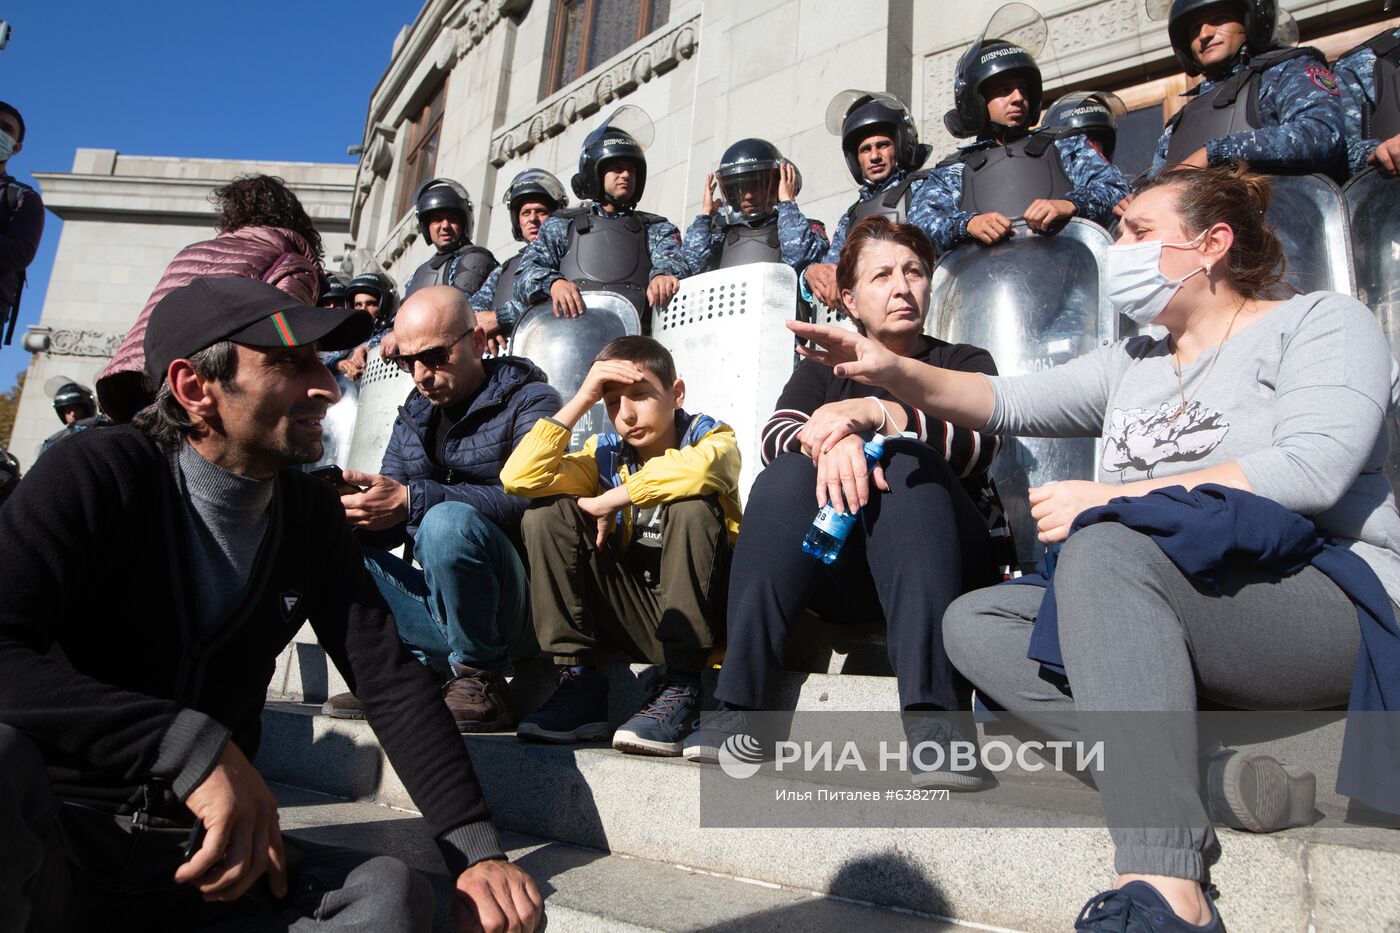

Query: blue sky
<box><xmin>0</xmin><ymin>0</ymin><xmax>422</xmax><ymax>392</ymax></box>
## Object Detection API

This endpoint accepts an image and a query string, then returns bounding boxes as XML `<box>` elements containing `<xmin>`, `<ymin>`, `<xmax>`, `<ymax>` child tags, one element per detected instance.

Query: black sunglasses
<box><xmin>388</xmin><ymin>329</ymin><xmax>473</xmax><ymax>373</ymax></box>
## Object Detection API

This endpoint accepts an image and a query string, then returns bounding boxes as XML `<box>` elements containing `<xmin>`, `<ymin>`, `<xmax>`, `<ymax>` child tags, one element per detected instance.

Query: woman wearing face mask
<box><xmin>788</xmin><ymin>164</ymin><xmax>1400</xmax><ymax>932</ymax></box>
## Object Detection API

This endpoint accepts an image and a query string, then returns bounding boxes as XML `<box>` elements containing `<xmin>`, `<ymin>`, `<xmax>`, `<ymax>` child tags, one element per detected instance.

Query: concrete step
<box><xmin>273</xmin><ymin>783</ymin><xmax>982</xmax><ymax>932</ymax></box>
<box><xmin>257</xmin><ymin>702</ymin><xmax>1400</xmax><ymax>933</ymax></box>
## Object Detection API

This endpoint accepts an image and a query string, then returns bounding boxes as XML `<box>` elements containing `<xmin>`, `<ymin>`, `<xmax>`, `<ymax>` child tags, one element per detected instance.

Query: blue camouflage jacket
<box><xmin>681</xmin><ymin>201</ymin><xmax>828</xmax><ymax>274</ymax></box>
<box><xmin>468</xmin><ymin>260</ymin><xmax>526</xmax><ymax>333</ymax></box>
<box><xmin>817</xmin><ymin>170</ymin><xmax>931</xmax><ymax>265</ymax></box>
<box><xmin>1151</xmin><ymin>51</ymin><xmax>1347</xmax><ymax>174</ymax></box>
<box><xmin>512</xmin><ymin>202</ymin><xmax>690</xmax><ymax>307</ymax></box>
<box><xmin>917</xmin><ymin>132</ymin><xmax>1130</xmax><ymax>252</ymax></box>
<box><xmin>1335</xmin><ymin>28</ymin><xmax>1400</xmax><ymax>178</ymax></box>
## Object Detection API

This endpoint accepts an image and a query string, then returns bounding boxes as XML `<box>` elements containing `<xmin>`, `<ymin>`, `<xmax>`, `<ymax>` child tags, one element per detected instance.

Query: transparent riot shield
<box><xmin>510</xmin><ymin>291</ymin><xmax>642</xmax><ymax>450</ymax></box>
<box><xmin>927</xmin><ymin>218</ymin><xmax>1115</xmax><ymax>567</ymax></box>
<box><xmin>1345</xmin><ymin>167</ymin><xmax>1400</xmax><ymax>497</ymax></box>
<box><xmin>345</xmin><ymin>353</ymin><xmax>414</xmax><ymax>475</ymax></box>
<box><xmin>1265</xmin><ymin>174</ymin><xmax>1355</xmax><ymax>297</ymax></box>
<box><xmin>653</xmin><ymin>263</ymin><xmax>799</xmax><ymax>500</ymax></box>
<box><xmin>303</xmin><ymin>373</ymin><xmax>360</xmax><ymax>472</ymax></box>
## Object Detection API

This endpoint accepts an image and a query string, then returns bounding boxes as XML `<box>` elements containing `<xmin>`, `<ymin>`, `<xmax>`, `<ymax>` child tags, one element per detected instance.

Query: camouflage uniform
<box><xmin>917</xmin><ymin>132</ymin><xmax>1130</xmax><ymax>253</ymax></box>
<box><xmin>468</xmin><ymin>263</ymin><xmax>526</xmax><ymax>335</ymax></box>
<box><xmin>1150</xmin><ymin>52</ymin><xmax>1347</xmax><ymax>174</ymax></box>
<box><xmin>818</xmin><ymin>169</ymin><xmax>927</xmax><ymax>264</ymax></box>
<box><xmin>1335</xmin><ymin>27</ymin><xmax>1400</xmax><ymax>178</ymax></box>
<box><xmin>513</xmin><ymin>203</ymin><xmax>690</xmax><ymax>307</ymax></box>
<box><xmin>681</xmin><ymin>201</ymin><xmax>829</xmax><ymax>274</ymax></box>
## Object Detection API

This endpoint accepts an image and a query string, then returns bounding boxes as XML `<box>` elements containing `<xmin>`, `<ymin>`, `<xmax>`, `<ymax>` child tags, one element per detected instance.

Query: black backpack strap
<box><xmin>880</xmin><ymin>169</ymin><xmax>931</xmax><ymax>208</ymax></box>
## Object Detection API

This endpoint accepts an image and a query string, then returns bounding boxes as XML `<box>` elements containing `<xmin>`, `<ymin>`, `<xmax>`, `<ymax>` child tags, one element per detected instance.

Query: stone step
<box><xmin>257</xmin><ymin>702</ymin><xmax>1400</xmax><ymax>932</ymax></box>
<box><xmin>273</xmin><ymin>783</ymin><xmax>984</xmax><ymax>932</ymax></box>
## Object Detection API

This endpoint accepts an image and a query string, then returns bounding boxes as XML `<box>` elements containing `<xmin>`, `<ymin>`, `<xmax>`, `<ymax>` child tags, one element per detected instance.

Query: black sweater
<box><xmin>0</xmin><ymin>426</ymin><xmax>502</xmax><ymax>874</ymax></box>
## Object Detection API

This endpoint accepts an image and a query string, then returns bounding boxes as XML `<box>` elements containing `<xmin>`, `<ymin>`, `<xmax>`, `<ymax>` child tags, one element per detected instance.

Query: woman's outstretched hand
<box><xmin>787</xmin><ymin>320</ymin><xmax>903</xmax><ymax>386</ymax></box>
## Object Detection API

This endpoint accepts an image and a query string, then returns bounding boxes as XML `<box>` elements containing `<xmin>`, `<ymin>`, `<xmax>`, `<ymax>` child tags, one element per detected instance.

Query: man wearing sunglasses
<box><xmin>327</xmin><ymin>286</ymin><xmax>561</xmax><ymax>735</ymax></box>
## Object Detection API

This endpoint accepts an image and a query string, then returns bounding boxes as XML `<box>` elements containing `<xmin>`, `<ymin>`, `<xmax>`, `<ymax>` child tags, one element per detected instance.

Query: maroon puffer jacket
<box><xmin>97</xmin><ymin>226</ymin><xmax>323</xmax><ymax>421</ymax></box>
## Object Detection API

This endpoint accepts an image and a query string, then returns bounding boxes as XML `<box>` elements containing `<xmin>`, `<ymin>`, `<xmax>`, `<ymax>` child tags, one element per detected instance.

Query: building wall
<box><xmin>349</xmin><ymin>0</ymin><xmax>1385</xmax><ymax>293</ymax></box>
<box><xmin>9</xmin><ymin>150</ymin><xmax>355</xmax><ymax>465</ymax></box>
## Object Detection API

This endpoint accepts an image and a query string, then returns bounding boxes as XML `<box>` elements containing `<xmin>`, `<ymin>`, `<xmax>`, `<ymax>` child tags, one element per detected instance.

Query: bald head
<box><xmin>391</xmin><ymin>285</ymin><xmax>486</xmax><ymax>407</ymax></box>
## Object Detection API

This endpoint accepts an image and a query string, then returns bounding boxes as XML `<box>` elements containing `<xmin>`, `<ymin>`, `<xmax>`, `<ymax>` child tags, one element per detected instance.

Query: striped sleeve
<box><xmin>761</xmin><ymin>409</ymin><xmax>811</xmax><ymax>465</ymax></box>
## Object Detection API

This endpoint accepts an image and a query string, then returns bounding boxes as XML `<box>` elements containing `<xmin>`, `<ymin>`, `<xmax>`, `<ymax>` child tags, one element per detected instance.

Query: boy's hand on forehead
<box><xmin>578</xmin><ymin>359</ymin><xmax>648</xmax><ymax>405</ymax></box>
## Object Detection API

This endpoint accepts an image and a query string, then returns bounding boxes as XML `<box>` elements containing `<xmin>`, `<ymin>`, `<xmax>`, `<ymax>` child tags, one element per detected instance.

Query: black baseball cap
<box><xmin>144</xmin><ymin>276</ymin><xmax>373</xmax><ymax>384</ymax></box>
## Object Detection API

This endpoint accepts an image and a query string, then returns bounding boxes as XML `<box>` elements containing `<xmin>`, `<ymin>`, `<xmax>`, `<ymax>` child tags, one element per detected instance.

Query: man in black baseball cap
<box><xmin>0</xmin><ymin>275</ymin><xmax>545</xmax><ymax>931</ymax></box>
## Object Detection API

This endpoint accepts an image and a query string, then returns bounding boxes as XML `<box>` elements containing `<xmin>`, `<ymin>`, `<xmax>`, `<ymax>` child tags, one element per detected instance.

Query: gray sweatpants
<box><xmin>944</xmin><ymin>522</ymin><xmax>1360</xmax><ymax>880</ymax></box>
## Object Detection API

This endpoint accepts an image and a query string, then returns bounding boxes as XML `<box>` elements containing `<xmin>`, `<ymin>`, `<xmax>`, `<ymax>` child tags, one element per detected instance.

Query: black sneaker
<box><xmin>516</xmin><ymin>667</ymin><xmax>612</xmax><ymax>743</ymax></box>
<box><xmin>612</xmin><ymin>677</ymin><xmax>702</xmax><ymax>756</ymax></box>
<box><xmin>904</xmin><ymin>716</ymin><xmax>991</xmax><ymax>791</ymax></box>
<box><xmin>1075</xmin><ymin>881</ymin><xmax>1223</xmax><ymax>932</ymax></box>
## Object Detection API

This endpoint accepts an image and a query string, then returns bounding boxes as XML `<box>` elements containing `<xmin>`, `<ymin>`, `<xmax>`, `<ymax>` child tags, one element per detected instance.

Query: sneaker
<box><xmin>442</xmin><ymin>663</ymin><xmax>516</xmax><ymax>734</ymax></box>
<box><xmin>904</xmin><ymin>716</ymin><xmax>991</xmax><ymax>791</ymax></box>
<box><xmin>683</xmin><ymin>708</ymin><xmax>751</xmax><ymax>763</ymax></box>
<box><xmin>517</xmin><ymin>667</ymin><xmax>612</xmax><ymax>743</ymax></box>
<box><xmin>322</xmin><ymin>692</ymin><xmax>364</xmax><ymax>720</ymax></box>
<box><xmin>612</xmin><ymin>677</ymin><xmax>702</xmax><ymax>756</ymax></box>
<box><xmin>1207</xmin><ymin>747</ymin><xmax>1315</xmax><ymax>833</ymax></box>
<box><xmin>1075</xmin><ymin>881</ymin><xmax>1222</xmax><ymax>932</ymax></box>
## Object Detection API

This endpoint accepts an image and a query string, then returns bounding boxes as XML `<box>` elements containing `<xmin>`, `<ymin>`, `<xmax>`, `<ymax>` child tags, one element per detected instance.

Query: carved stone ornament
<box><xmin>375</xmin><ymin>210</ymin><xmax>421</xmax><ymax>270</ymax></box>
<box><xmin>46</xmin><ymin>329</ymin><xmax>125</xmax><ymax>358</ymax></box>
<box><xmin>488</xmin><ymin>13</ymin><xmax>700</xmax><ymax>167</ymax></box>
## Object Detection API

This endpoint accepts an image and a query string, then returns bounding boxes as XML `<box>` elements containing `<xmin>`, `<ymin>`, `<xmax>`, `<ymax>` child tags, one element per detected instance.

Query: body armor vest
<box><xmin>490</xmin><ymin>253</ymin><xmax>523</xmax><ymax>313</ymax></box>
<box><xmin>714</xmin><ymin>219</ymin><xmax>782</xmax><ymax>271</ymax></box>
<box><xmin>943</xmin><ymin>133</ymin><xmax>1072</xmax><ymax>218</ymax></box>
<box><xmin>556</xmin><ymin>207</ymin><xmax>660</xmax><ymax>317</ymax></box>
<box><xmin>843</xmin><ymin>171</ymin><xmax>929</xmax><ymax>230</ymax></box>
<box><xmin>1165</xmin><ymin>48</ymin><xmax>1325</xmax><ymax>164</ymax></box>
<box><xmin>406</xmin><ymin>243</ymin><xmax>494</xmax><ymax>298</ymax></box>
<box><xmin>1352</xmin><ymin>30</ymin><xmax>1400</xmax><ymax>141</ymax></box>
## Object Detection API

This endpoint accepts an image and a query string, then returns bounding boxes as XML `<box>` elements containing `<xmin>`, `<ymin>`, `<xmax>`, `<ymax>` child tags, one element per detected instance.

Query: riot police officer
<box><xmin>470</xmin><ymin>168</ymin><xmax>568</xmax><ymax>352</ymax></box>
<box><xmin>403</xmin><ymin>178</ymin><xmax>498</xmax><ymax>300</ymax></box>
<box><xmin>1335</xmin><ymin>3</ymin><xmax>1400</xmax><ymax>177</ymax></box>
<box><xmin>513</xmin><ymin>106</ymin><xmax>688</xmax><ymax>330</ymax></box>
<box><xmin>318</xmin><ymin>272</ymin><xmax>349</xmax><ymax>309</ymax></box>
<box><xmin>330</xmin><ymin>271</ymin><xmax>399</xmax><ymax>380</ymax></box>
<box><xmin>41</xmin><ymin>380</ymin><xmax>109</xmax><ymax>452</ymax></box>
<box><xmin>919</xmin><ymin>37</ymin><xmax>1129</xmax><ymax>250</ymax></box>
<box><xmin>802</xmin><ymin>91</ymin><xmax>934</xmax><ymax>309</ymax></box>
<box><xmin>681</xmin><ymin>138</ymin><xmax>827</xmax><ymax>276</ymax></box>
<box><xmin>1043</xmin><ymin>90</ymin><xmax>1128</xmax><ymax>163</ymax></box>
<box><xmin>1149</xmin><ymin>0</ymin><xmax>1347</xmax><ymax>176</ymax></box>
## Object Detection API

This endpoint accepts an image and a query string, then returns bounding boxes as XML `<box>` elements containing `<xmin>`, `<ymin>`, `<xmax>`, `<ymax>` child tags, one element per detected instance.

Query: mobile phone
<box><xmin>310</xmin><ymin>464</ymin><xmax>360</xmax><ymax>496</ymax></box>
<box><xmin>181</xmin><ymin>818</ymin><xmax>206</xmax><ymax>862</ymax></box>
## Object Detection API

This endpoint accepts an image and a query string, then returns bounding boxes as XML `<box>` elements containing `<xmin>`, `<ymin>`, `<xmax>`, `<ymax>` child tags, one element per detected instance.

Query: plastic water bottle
<box><xmin>801</xmin><ymin>435</ymin><xmax>886</xmax><ymax>564</ymax></box>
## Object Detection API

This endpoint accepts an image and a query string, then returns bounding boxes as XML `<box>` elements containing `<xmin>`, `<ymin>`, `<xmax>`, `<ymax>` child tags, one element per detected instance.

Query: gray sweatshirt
<box><xmin>986</xmin><ymin>291</ymin><xmax>1400</xmax><ymax>604</ymax></box>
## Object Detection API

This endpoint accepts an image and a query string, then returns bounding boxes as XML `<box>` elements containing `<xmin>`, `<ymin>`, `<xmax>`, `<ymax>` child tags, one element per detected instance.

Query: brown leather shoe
<box><xmin>322</xmin><ymin>691</ymin><xmax>364</xmax><ymax>719</ymax></box>
<box><xmin>442</xmin><ymin>663</ymin><xmax>516</xmax><ymax>733</ymax></box>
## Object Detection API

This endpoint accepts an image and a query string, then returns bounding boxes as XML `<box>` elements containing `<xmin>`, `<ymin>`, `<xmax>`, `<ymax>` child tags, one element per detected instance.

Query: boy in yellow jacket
<box><xmin>501</xmin><ymin>336</ymin><xmax>741</xmax><ymax>756</ymax></box>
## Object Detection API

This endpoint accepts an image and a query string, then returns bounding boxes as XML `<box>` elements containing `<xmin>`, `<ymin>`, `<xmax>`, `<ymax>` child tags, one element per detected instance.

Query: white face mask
<box><xmin>0</xmin><ymin>130</ymin><xmax>14</xmax><ymax>164</ymax></box>
<box><xmin>1105</xmin><ymin>231</ymin><xmax>1209</xmax><ymax>326</ymax></box>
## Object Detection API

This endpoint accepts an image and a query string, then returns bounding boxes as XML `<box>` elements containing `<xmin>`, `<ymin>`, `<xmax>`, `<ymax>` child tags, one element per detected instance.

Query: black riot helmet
<box><xmin>945</xmin><ymin>39</ymin><xmax>1044</xmax><ymax>139</ymax></box>
<box><xmin>1044</xmin><ymin>91</ymin><xmax>1128</xmax><ymax>160</ymax></box>
<box><xmin>414</xmin><ymin>178</ymin><xmax>474</xmax><ymax>247</ymax></box>
<box><xmin>51</xmin><ymin>381</ymin><xmax>96</xmax><ymax>422</ymax></box>
<box><xmin>502</xmin><ymin>168</ymin><xmax>568</xmax><ymax>241</ymax></box>
<box><xmin>825</xmin><ymin>90</ymin><xmax>932</xmax><ymax>185</ymax></box>
<box><xmin>319</xmin><ymin>273</ymin><xmax>349</xmax><ymax>308</ymax></box>
<box><xmin>715</xmin><ymin>138</ymin><xmax>799</xmax><ymax>222</ymax></box>
<box><xmin>345</xmin><ymin>271</ymin><xmax>397</xmax><ymax>318</ymax></box>
<box><xmin>572</xmin><ymin>106</ymin><xmax>654</xmax><ymax>207</ymax></box>
<box><xmin>1163</xmin><ymin>0</ymin><xmax>1278</xmax><ymax>76</ymax></box>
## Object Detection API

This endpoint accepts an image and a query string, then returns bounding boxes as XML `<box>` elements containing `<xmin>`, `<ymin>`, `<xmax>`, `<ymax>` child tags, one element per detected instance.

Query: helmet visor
<box><xmin>824</xmin><ymin>89</ymin><xmax>905</xmax><ymax>135</ymax></box>
<box><xmin>718</xmin><ymin>169</ymin><xmax>779</xmax><ymax>219</ymax></box>
<box><xmin>981</xmin><ymin>3</ymin><xmax>1048</xmax><ymax>59</ymax></box>
<box><xmin>601</xmin><ymin>105</ymin><xmax>654</xmax><ymax>150</ymax></box>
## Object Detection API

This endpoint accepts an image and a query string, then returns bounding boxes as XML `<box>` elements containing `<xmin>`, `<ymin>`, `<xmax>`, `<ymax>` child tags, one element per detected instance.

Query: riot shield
<box><xmin>1345</xmin><ymin>167</ymin><xmax>1400</xmax><ymax>497</ymax></box>
<box><xmin>304</xmin><ymin>373</ymin><xmax>360</xmax><ymax>472</ymax></box>
<box><xmin>927</xmin><ymin>218</ymin><xmax>1115</xmax><ymax>567</ymax></box>
<box><xmin>1264</xmin><ymin>174</ymin><xmax>1355</xmax><ymax>297</ymax></box>
<box><xmin>510</xmin><ymin>291</ymin><xmax>642</xmax><ymax>450</ymax></box>
<box><xmin>653</xmin><ymin>263</ymin><xmax>799</xmax><ymax>500</ymax></box>
<box><xmin>345</xmin><ymin>353</ymin><xmax>414</xmax><ymax>475</ymax></box>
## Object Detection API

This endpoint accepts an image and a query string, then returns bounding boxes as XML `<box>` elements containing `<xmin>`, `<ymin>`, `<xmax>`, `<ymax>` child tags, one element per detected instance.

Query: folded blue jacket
<box><xmin>1004</xmin><ymin>483</ymin><xmax>1400</xmax><ymax>813</ymax></box>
